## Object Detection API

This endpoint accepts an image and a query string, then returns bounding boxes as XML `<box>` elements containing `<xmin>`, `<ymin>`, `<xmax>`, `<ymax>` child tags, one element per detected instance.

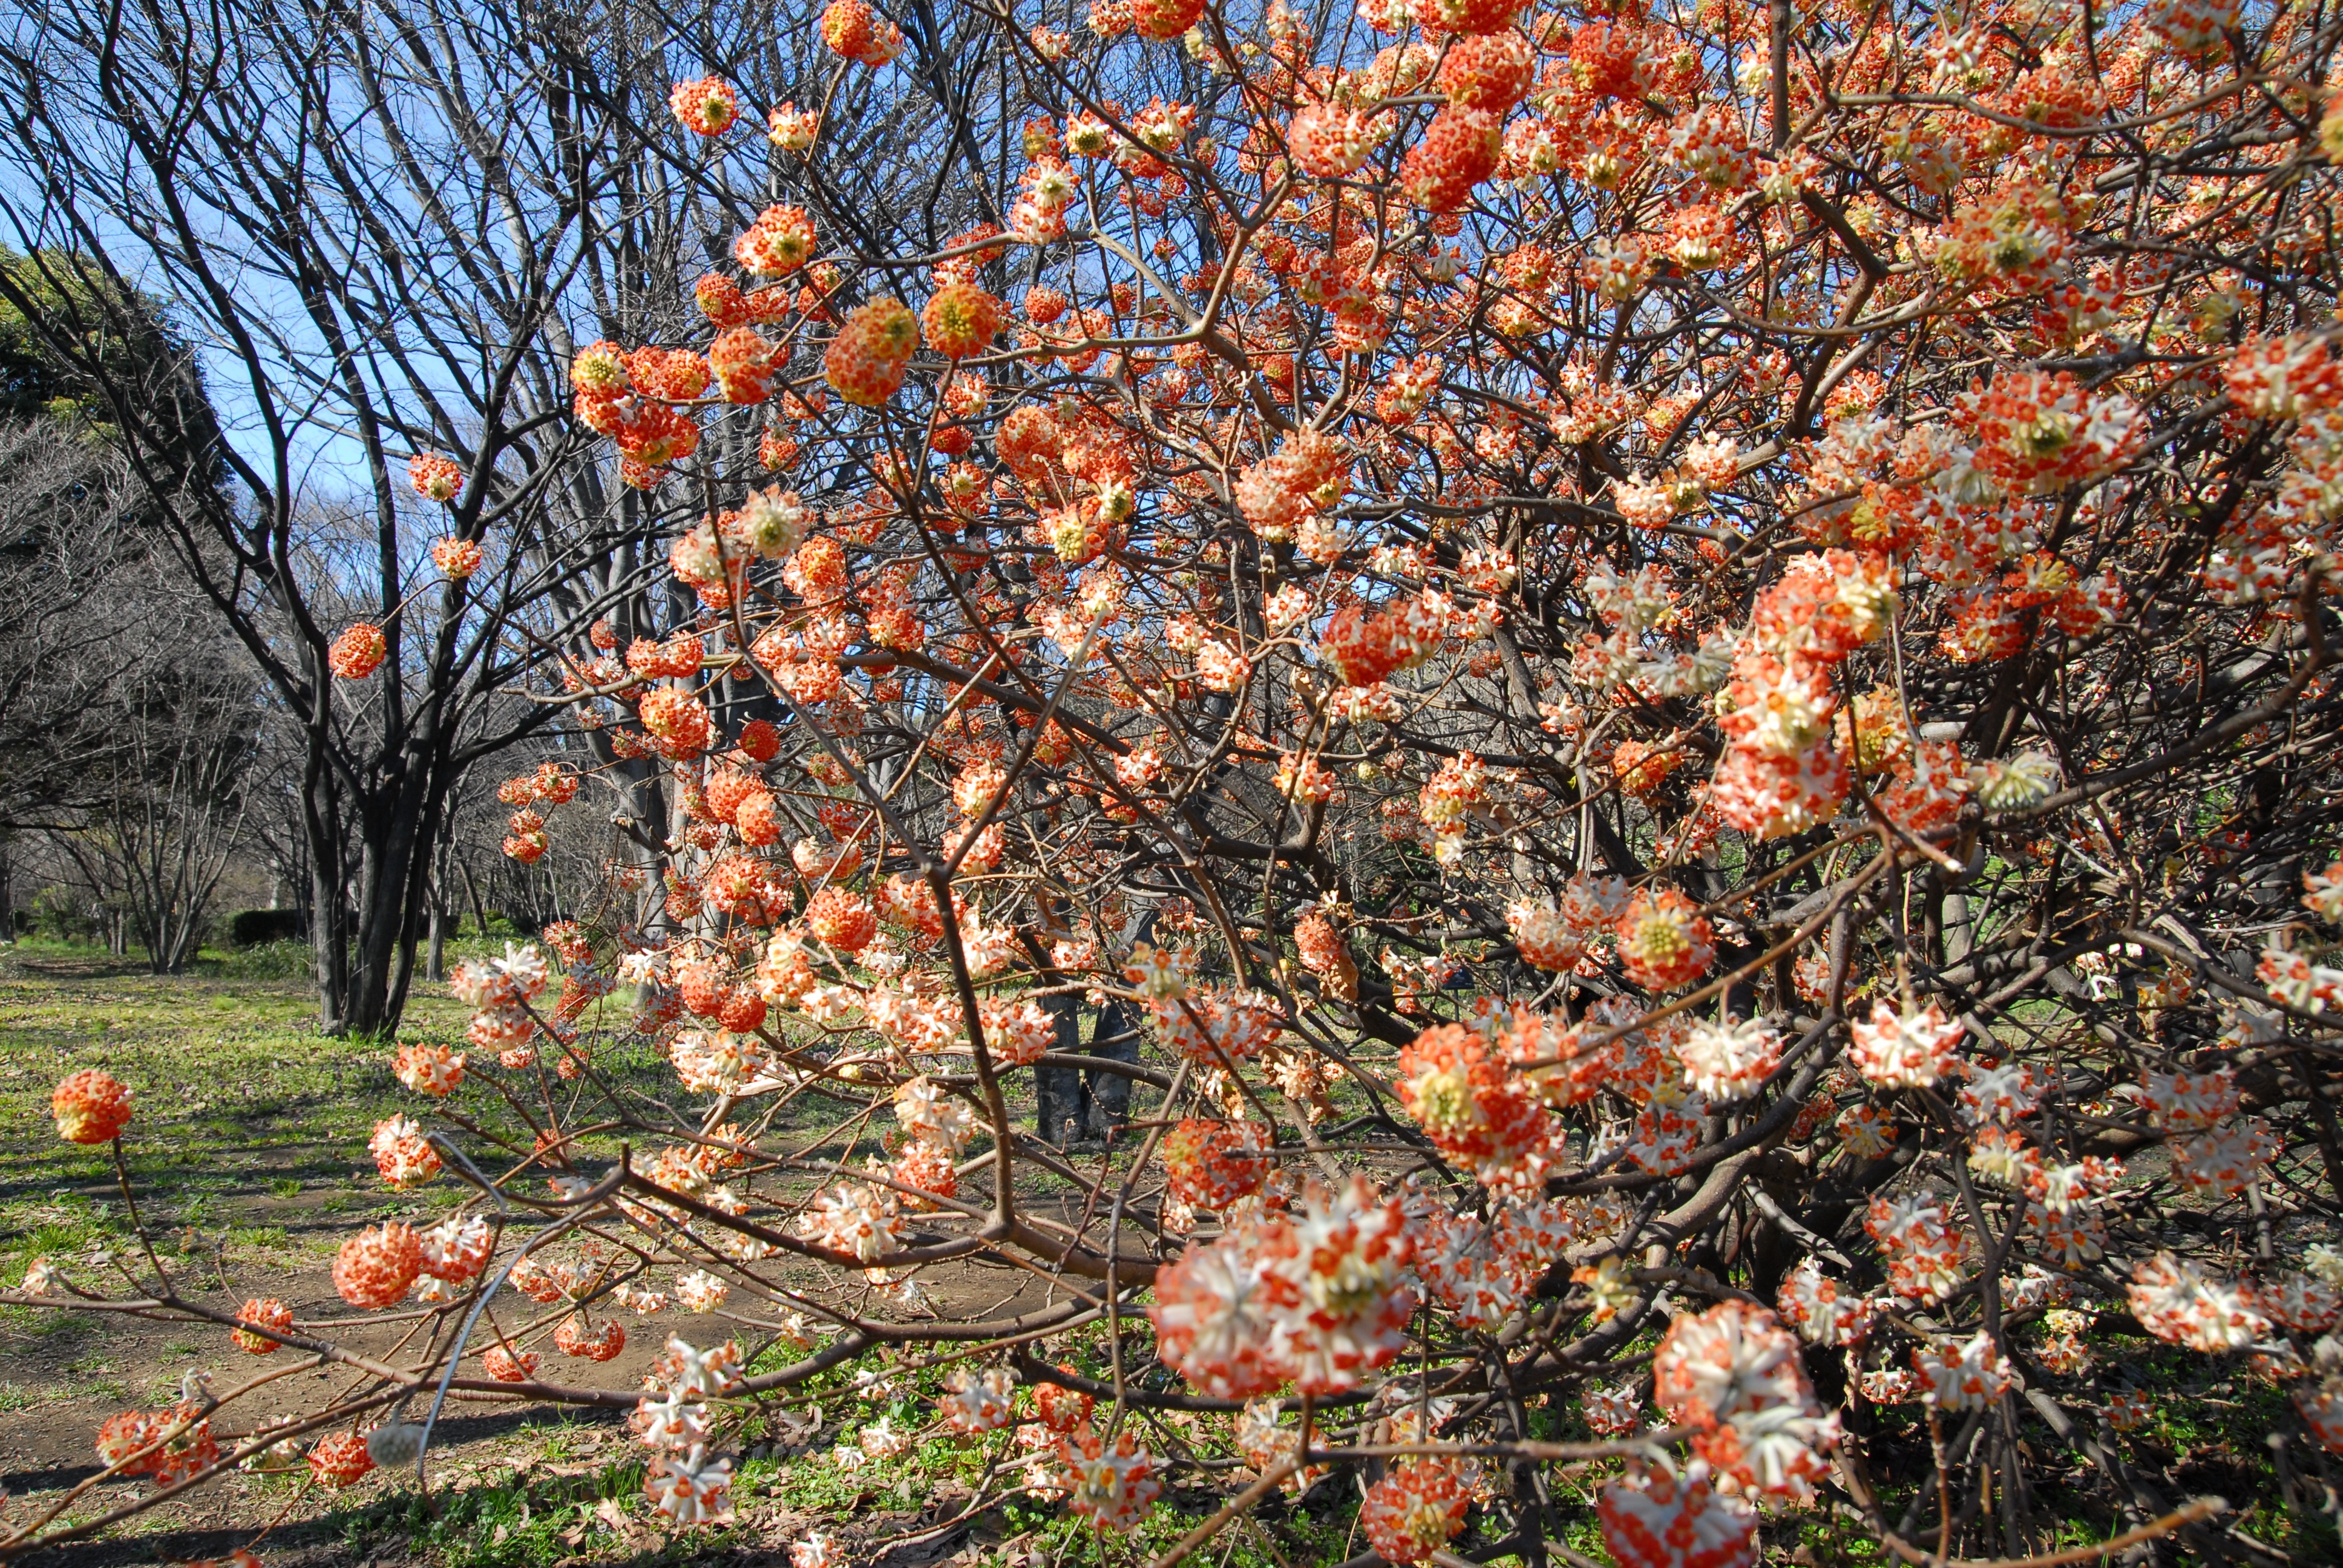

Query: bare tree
<box><xmin>0</xmin><ymin>414</ymin><xmax>260</xmax><ymax>965</ymax></box>
<box><xmin>0</xmin><ymin>0</ymin><xmax>1042</xmax><ymax>1032</ymax></box>
<box><xmin>0</xmin><ymin>419</ymin><xmax>156</xmax><ymax>829</ymax></box>
<box><xmin>0</xmin><ymin>1</ymin><xmax>659</xmax><ymax>1030</ymax></box>
<box><xmin>44</xmin><ymin>632</ymin><xmax>258</xmax><ymax>972</ymax></box>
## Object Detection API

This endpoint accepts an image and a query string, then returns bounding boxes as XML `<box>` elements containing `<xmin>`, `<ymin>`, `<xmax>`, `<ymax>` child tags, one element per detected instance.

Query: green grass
<box><xmin>0</xmin><ymin>939</ymin><xmax>724</xmax><ymax>1284</ymax></box>
<box><xmin>336</xmin><ymin>1441</ymin><xmax>660</xmax><ymax>1568</ymax></box>
<box><xmin>2079</xmin><ymin>1327</ymin><xmax>2340</xmax><ymax>1561</ymax></box>
<box><xmin>0</xmin><ymin>946</ymin><xmax>470</xmax><ymax>1278</ymax></box>
<box><xmin>323</xmin><ymin>1420</ymin><xmax>1365</xmax><ymax>1568</ymax></box>
<box><xmin>0</xmin><ymin>935</ymin><xmax>739</xmax><ymax>1563</ymax></box>
<box><xmin>202</xmin><ymin>938</ymin><xmax>329</xmax><ymax>981</ymax></box>
<box><xmin>0</xmin><ymin>936</ymin><xmax>1081</xmax><ymax>1304</ymax></box>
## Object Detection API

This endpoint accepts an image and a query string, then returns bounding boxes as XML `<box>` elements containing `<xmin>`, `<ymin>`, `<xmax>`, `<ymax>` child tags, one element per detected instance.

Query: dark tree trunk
<box><xmin>303</xmin><ymin>731</ymin><xmax>350</xmax><ymax>1032</ymax></box>
<box><xmin>459</xmin><ymin>854</ymin><xmax>491</xmax><ymax>939</ymax></box>
<box><xmin>297</xmin><ymin>690</ymin><xmax>454</xmax><ymax>1036</ymax></box>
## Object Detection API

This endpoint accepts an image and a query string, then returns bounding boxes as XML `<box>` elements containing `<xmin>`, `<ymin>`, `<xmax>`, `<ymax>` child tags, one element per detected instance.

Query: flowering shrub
<box><xmin>15</xmin><ymin>0</ymin><xmax>2343</xmax><ymax>1562</ymax></box>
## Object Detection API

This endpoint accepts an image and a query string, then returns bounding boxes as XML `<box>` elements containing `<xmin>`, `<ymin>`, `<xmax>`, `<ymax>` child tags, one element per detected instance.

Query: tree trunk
<box><xmin>303</xmin><ymin>731</ymin><xmax>350</xmax><ymax>1033</ymax></box>
<box><xmin>299</xmin><ymin>770</ymin><xmax>456</xmax><ymax>1037</ymax></box>
<box><xmin>379</xmin><ymin>775</ymin><xmax>445</xmax><ymax>1031</ymax></box>
<box><xmin>459</xmin><ymin>853</ymin><xmax>491</xmax><ymax>939</ymax></box>
<box><xmin>347</xmin><ymin>803</ymin><xmax>401</xmax><ymax>1036</ymax></box>
<box><xmin>325</xmin><ymin>762</ymin><xmax>445</xmax><ymax>1037</ymax></box>
<box><xmin>1942</xmin><ymin>891</ymin><xmax>1973</xmax><ymax>965</ymax></box>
